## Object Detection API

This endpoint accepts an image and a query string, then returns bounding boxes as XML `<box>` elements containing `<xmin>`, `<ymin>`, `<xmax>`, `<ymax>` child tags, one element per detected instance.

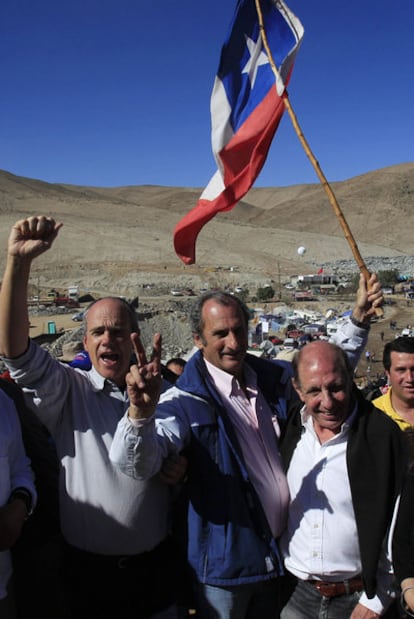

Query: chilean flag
<box><xmin>174</xmin><ymin>0</ymin><xmax>304</xmax><ymax>264</ymax></box>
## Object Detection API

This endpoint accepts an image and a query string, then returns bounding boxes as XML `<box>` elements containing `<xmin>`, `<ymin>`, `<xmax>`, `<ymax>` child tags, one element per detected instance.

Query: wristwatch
<box><xmin>7</xmin><ymin>487</ymin><xmax>33</xmax><ymax>518</ymax></box>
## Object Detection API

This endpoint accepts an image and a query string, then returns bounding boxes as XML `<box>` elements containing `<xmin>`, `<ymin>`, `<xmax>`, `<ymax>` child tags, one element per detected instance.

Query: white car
<box><xmin>71</xmin><ymin>311</ymin><xmax>85</xmax><ymax>322</ymax></box>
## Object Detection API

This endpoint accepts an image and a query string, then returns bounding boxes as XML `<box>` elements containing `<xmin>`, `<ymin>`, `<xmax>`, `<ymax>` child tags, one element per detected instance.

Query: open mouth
<box><xmin>100</xmin><ymin>352</ymin><xmax>120</xmax><ymax>367</ymax></box>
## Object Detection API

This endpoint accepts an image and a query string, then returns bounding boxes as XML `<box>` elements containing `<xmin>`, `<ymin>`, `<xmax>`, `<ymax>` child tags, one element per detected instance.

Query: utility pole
<box><xmin>277</xmin><ymin>262</ymin><xmax>282</xmax><ymax>300</ymax></box>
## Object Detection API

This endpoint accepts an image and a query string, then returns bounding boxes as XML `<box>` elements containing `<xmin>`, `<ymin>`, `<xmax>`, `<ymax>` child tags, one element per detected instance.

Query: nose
<box><xmin>320</xmin><ymin>389</ymin><xmax>334</xmax><ymax>409</ymax></box>
<box><xmin>226</xmin><ymin>330</ymin><xmax>238</xmax><ymax>349</ymax></box>
<box><xmin>404</xmin><ymin>369</ymin><xmax>414</xmax><ymax>382</ymax></box>
<box><xmin>101</xmin><ymin>328</ymin><xmax>113</xmax><ymax>345</ymax></box>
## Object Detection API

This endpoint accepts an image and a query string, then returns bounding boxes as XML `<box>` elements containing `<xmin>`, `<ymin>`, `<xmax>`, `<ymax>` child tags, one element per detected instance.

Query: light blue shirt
<box><xmin>4</xmin><ymin>341</ymin><xmax>170</xmax><ymax>555</ymax></box>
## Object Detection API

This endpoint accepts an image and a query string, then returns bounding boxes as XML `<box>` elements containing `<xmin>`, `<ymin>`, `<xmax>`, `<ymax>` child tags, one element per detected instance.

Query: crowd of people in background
<box><xmin>0</xmin><ymin>215</ymin><xmax>414</xmax><ymax>619</ymax></box>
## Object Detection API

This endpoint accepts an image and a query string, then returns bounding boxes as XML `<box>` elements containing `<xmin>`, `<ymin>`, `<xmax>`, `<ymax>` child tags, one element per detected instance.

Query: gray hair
<box><xmin>82</xmin><ymin>297</ymin><xmax>139</xmax><ymax>334</ymax></box>
<box><xmin>189</xmin><ymin>290</ymin><xmax>251</xmax><ymax>338</ymax></box>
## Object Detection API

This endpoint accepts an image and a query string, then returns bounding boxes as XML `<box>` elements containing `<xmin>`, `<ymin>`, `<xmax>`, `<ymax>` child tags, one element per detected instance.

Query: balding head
<box><xmin>292</xmin><ymin>340</ymin><xmax>352</xmax><ymax>389</ymax></box>
<box><xmin>292</xmin><ymin>340</ymin><xmax>354</xmax><ymax>439</ymax></box>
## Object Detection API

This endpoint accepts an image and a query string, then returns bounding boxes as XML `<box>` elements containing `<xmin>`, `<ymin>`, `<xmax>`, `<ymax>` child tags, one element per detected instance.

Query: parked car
<box><xmin>71</xmin><ymin>311</ymin><xmax>85</xmax><ymax>322</ymax></box>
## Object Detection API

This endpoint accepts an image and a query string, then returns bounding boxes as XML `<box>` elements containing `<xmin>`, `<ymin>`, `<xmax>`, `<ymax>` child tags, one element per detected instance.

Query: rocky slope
<box><xmin>0</xmin><ymin>163</ymin><xmax>413</xmax><ymax>300</ymax></box>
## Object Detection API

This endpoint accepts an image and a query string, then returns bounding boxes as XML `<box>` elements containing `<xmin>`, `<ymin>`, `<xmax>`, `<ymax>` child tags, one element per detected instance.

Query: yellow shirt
<box><xmin>373</xmin><ymin>388</ymin><xmax>414</xmax><ymax>456</ymax></box>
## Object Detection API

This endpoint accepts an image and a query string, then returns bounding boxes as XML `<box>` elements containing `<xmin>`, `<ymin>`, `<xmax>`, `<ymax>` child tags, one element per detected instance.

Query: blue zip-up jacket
<box><xmin>110</xmin><ymin>319</ymin><xmax>368</xmax><ymax>585</ymax></box>
<box><xmin>111</xmin><ymin>350</ymin><xmax>296</xmax><ymax>586</ymax></box>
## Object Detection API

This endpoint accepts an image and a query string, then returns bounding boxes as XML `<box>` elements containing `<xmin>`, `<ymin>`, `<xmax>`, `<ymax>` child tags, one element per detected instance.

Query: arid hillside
<box><xmin>0</xmin><ymin>163</ymin><xmax>413</xmax><ymax>297</ymax></box>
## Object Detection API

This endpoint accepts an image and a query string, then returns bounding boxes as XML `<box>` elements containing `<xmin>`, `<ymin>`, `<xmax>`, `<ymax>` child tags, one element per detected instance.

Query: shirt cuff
<box><xmin>127</xmin><ymin>411</ymin><xmax>155</xmax><ymax>428</ymax></box>
<box><xmin>349</xmin><ymin>314</ymin><xmax>370</xmax><ymax>330</ymax></box>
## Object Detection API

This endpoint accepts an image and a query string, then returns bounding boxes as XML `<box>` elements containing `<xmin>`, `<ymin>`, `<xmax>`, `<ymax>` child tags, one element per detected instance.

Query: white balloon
<box><xmin>297</xmin><ymin>246</ymin><xmax>306</xmax><ymax>256</ymax></box>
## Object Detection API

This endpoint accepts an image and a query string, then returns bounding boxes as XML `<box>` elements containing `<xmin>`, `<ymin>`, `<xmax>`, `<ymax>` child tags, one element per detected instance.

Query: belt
<box><xmin>307</xmin><ymin>576</ymin><xmax>364</xmax><ymax>598</ymax></box>
<box><xmin>63</xmin><ymin>536</ymin><xmax>173</xmax><ymax>570</ymax></box>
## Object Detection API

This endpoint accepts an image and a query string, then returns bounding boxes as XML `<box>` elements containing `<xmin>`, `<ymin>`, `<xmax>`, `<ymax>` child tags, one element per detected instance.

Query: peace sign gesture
<box><xmin>126</xmin><ymin>332</ymin><xmax>163</xmax><ymax>420</ymax></box>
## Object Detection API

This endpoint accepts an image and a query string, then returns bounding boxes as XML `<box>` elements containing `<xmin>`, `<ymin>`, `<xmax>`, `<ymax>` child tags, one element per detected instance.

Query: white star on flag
<box><xmin>242</xmin><ymin>32</ymin><xmax>269</xmax><ymax>88</ymax></box>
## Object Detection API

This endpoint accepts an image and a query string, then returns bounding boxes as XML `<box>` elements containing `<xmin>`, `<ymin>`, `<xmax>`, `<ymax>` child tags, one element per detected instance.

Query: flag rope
<box><xmin>255</xmin><ymin>0</ymin><xmax>382</xmax><ymax>315</ymax></box>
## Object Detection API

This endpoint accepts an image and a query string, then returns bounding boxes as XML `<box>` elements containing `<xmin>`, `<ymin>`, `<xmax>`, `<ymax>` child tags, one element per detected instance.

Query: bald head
<box><xmin>292</xmin><ymin>341</ymin><xmax>354</xmax><ymax>438</ymax></box>
<box><xmin>292</xmin><ymin>340</ymin><xmax>352</xmax><ymax>389</ymax></box>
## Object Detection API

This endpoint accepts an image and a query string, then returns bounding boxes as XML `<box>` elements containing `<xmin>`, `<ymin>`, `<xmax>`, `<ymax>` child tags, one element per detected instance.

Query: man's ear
<box><xmin>292</xmin><ymin>377</ymin><xmax>305</xmax><ymax>402</ymax></box>
<box><xmin>193</xmin><ymin>334</ymin><xmax>204</xmax><ymax>350</ymax></box>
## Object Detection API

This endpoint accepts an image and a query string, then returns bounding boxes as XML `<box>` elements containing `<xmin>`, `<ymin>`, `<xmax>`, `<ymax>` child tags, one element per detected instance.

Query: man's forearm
<box><xmin>0</xmin><ymin>255</ymin><xmax>32</xmax><ymax>358</ymax></box>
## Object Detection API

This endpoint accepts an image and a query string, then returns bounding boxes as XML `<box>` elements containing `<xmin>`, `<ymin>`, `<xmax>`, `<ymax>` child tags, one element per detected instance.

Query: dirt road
<box><xmin>29</xmin><ymin>313</ymin><xmax>81</xmax><ymax>339</ymax></box>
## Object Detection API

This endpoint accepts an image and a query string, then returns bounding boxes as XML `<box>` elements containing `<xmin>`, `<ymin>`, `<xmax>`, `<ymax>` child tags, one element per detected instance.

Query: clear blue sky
<box><xmin>1</xmin><ymin>0</ymin><xmax>413</xmax><ymax>188</ymax></box>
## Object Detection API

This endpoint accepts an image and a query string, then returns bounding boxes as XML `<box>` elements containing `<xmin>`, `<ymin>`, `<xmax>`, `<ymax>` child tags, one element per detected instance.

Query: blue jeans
<box><xmin>194</xmin><ymin>579</ymin><xmax>280</xmax><ymax>619</ymax></box>
<box><xmin>280</xmin><ymin>579</ymin><xmax>362</xmax><ymax>619</ymax></box>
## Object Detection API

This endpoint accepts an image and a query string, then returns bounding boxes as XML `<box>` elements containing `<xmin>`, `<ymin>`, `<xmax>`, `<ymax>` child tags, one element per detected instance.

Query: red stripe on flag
<box><xmin>174</xmin><ymin>87</ymin><xmax>287</xmax><ymax>265</ymax></box>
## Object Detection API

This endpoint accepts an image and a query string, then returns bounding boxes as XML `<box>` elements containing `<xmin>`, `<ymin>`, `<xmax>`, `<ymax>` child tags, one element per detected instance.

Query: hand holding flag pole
<box><xmin>254</xmin><ymin>0</ymin><xmax>383</xmax><ymax>316</ymax></box>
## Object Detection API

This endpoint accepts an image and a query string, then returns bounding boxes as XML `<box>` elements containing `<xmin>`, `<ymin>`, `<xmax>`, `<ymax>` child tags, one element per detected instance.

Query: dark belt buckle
<box><xmin>117</xmin><ymin>556</ymin><xmax>129</xmax><ymax>569</ymax></box>
<box><xmin>320</xmin><ymin>583</ymin><xmax>338</xmax><ymax>597</ymax></box>
<box><xmin>313</xmin><ymin>582</ymin><xmax>341</xmax><ymax>598</ymax></box>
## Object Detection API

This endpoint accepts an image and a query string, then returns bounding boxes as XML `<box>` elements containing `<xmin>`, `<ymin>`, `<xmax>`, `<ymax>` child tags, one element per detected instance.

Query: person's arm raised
<box><xmin>0</xmin><ymin>216</ymin><xmax>62</xmax><ymax>358</ymax></box>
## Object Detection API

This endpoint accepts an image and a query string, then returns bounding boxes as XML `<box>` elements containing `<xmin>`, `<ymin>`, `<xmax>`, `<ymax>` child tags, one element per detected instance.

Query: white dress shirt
<box><xmin>5</xmin><ymin>341</ymin><xmax>170</xmax><ymax>555</ymax></box>
<box><xmin>281</xmin><ymin>406</ymin><xmax>394</xmax><ymax>615</ymax></box>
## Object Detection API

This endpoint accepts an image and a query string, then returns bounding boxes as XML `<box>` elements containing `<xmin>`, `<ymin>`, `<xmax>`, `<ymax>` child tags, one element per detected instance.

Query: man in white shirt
<box><xmin>0</xmin><ymin>215</ymin><xmax>184</xmax><ymax>619</ymax></box>
<box><xmin>280</xmin><ymin>341</ymin><xmax>408</xmax><ymax>619</ymax></box>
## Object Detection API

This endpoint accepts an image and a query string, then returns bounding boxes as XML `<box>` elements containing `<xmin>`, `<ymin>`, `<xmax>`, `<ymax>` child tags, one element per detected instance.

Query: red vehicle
<box><xmin>286</xmin><ymin>329</ymin><xmax>303</xmax><ymax>339</ymax></box>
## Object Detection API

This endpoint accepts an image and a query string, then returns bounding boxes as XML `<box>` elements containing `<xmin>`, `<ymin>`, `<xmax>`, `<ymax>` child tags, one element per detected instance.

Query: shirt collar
<box><xmin>88</xmin><ymin>365</ymin><xmax>125</xmax><ymax>395</ymax></box>
<box><xmin>204</xmin><ymin>358</ymin><xmax>257</xmax><ymax>398</ymax></box>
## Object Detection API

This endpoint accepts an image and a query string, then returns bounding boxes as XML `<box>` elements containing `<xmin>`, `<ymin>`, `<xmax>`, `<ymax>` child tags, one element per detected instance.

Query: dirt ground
<box><xmin>29</xmin><ymin>312</ymin><xmax>82</xmax><ymax>339</ymax></box>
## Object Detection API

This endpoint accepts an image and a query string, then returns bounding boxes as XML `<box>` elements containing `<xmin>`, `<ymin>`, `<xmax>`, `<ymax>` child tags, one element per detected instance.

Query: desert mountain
<box><xmin>0</xmin><ymin>162</ymin><xmax>413</xmax><ymax>296</ymax></box>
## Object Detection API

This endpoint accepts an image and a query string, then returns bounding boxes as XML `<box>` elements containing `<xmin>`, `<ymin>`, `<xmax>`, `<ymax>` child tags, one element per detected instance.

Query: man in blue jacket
<box><xmin>111</xmin><ymin>281</ymin><xmax>383</xmax><ymax>619</ymax></box>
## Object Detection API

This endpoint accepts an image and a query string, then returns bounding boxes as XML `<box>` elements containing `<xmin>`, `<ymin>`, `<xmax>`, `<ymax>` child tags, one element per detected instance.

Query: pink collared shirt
<box><xmin>205</xmin><ymin>359</ymin><xmax>290</xmax><ymax>537</ymax></box>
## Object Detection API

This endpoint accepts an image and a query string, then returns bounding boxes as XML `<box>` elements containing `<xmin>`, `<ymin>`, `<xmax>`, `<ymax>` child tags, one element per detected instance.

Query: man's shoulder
<box><xmin>371</xmin><ymin>392</ymin><xmax>387</xmax><ymax>408</ymax></box>
<box><xmin>246</xmin><ymin>353</ymin><xmax>293</xmax><ymax>378</ymax></box>
<box><xmin>355</xmin><ymin>394</ymin><xmax>407</xmax><ymax>439</ymax></box>
<box><xmin>0</xmin><ymin>376</ymin><xmax>20</xmax><ymax>398</ymax></box>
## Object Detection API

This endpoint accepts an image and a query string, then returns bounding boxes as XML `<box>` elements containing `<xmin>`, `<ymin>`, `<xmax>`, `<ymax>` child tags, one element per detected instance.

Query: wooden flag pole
<box><xmin>280</xmin><ymin>93</ymin><xmax>371</xmax><ymax>282</ymax></box>
<box><xmin>255</xmin><ymin>0</ymin><xmax>383</xmax><ymax>315</ymax></box>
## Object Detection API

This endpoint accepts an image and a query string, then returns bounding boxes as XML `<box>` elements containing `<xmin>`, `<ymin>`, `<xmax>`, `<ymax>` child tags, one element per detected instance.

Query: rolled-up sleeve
<box><xmin>110</xmin><ymin>386</ymin><xmax>193</xmax><ymax>480</ymax></box>
<box><xmin>330</xmin><ymin>318</ymin><xmax>368</xmax><ymax>370</ymax></box>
